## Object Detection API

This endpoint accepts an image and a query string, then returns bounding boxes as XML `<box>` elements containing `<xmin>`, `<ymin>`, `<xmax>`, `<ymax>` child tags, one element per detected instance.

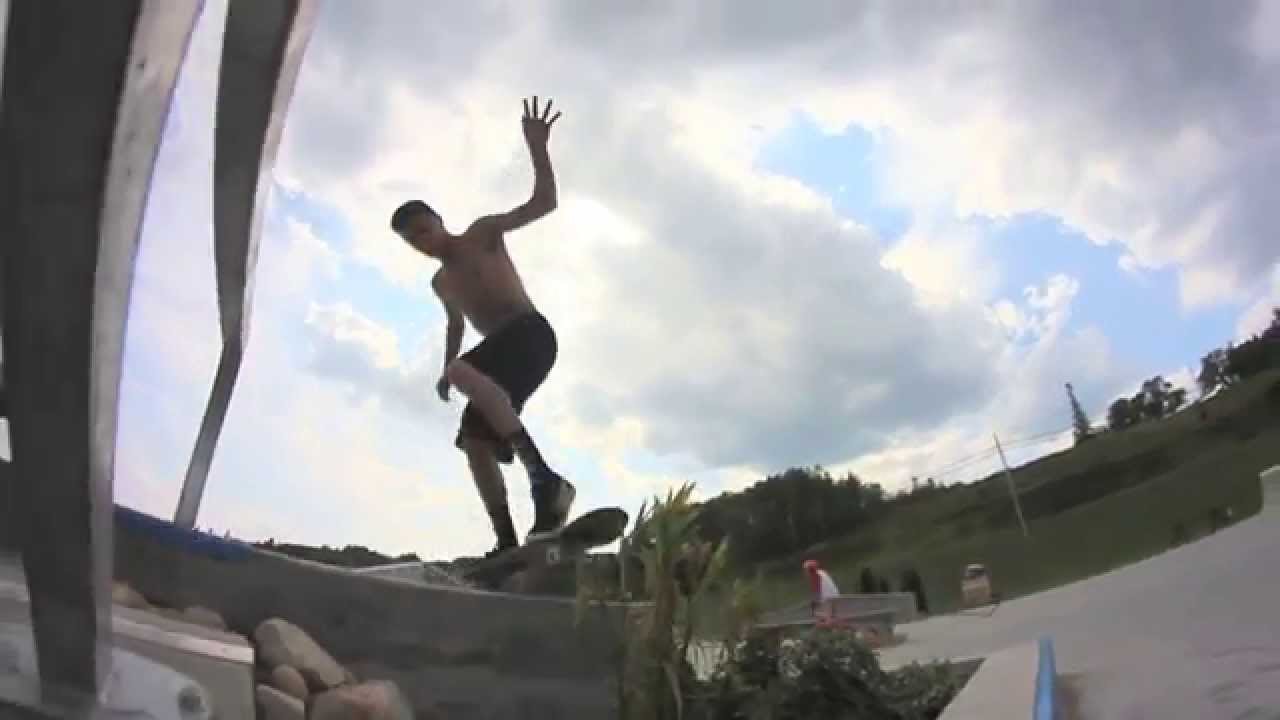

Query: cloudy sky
<box><xmin>18</xmin><ymin>0</ymin><xmax>1280</xmax><ymax>561</ymax></box>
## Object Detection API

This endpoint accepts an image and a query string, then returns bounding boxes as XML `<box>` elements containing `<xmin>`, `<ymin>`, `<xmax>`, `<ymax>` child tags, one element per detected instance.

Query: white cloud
<box><xmin>280</xmin><ymin>218</ymin><xmax>341</xmax><ymax>290</ymax></box>
<box><xmin>881</xmin><ymin>216</ymin><xmax>997</xmax><ymax>309</ymax></box>
<box><xmin>1235</xmin><ymin>262</ymin><xmax>1280</xmax><ymax>341</ymax></box>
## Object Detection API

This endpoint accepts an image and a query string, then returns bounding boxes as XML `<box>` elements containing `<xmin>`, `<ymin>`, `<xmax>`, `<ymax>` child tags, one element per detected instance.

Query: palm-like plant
<box><xmin>576</xmin><ymin>482</ymin><xmax>730</xmax><ymax>720</ymax></box>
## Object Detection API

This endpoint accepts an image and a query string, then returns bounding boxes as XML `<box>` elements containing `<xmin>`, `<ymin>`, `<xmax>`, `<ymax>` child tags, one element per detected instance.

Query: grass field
<box><xmin>729</xmin><ymin>370</ymin><xmax>1280</xmax><ymax>619</ymax></box>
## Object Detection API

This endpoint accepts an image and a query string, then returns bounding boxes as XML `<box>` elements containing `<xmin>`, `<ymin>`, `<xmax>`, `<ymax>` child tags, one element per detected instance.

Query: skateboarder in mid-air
<box><xmin>390</xmin><ymin>96</ymin><xmax>574</xmax><ymax>558</ymax></box>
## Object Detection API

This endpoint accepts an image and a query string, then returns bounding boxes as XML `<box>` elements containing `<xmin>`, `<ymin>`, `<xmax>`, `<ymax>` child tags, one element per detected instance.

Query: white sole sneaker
<box><xmin>526</xmin><ymin>480</ymin><xmax>576</xmax><ymax>543</ymax></box>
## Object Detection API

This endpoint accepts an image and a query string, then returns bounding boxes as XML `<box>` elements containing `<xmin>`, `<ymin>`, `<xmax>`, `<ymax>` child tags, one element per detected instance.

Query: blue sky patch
<box><xmin>756</xmin><ymin>114</ymin><xmax>1240</xmax><ymax>381</ymax></box>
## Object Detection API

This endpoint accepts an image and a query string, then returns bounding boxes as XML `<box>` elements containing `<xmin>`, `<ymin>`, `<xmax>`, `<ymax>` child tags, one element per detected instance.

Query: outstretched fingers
<box><xmin>523</xmin><ymin>96</ymin><xmax>562</xmax><ymax>126</ymax></box>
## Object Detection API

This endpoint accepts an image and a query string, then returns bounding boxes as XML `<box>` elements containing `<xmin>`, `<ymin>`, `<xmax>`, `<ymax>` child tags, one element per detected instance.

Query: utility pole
<box><xmin>993</xmin><ymin>433</ymin><xmax>1031</xmax><ymax>538</ymax></box>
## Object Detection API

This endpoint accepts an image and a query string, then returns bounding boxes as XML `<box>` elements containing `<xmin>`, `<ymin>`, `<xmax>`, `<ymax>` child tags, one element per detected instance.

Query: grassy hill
<box><xmin>739</xmin><ymin>369</ymin><xmax>1280</xmax><ymax>615</ymax></box>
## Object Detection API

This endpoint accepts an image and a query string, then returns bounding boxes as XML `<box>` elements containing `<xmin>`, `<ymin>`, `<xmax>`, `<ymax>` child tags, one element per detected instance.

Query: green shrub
<box><xmin>694</xmin><ymin>627</ymin><xmax>963</xmax><ymax>719</ymax></box>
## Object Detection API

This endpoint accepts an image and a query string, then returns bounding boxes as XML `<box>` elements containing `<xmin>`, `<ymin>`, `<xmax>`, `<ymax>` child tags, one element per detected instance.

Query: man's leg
<box><xmin>445</xmin><ymin>352</ymin><xmax>559</xmax><ymax>489</ymax></box>
<box><xmin>446</xmin><ymin>359</ymin><xmax>525</xmax><ymax>442</ymax></box>
<box><xmin>461</xmin><ymin>437</ymin><xmax>518</xmax><ymax>555</ymax></box>
<box><xmin>448</xmin><ymin>357</ymin><xmax>574</xmax><ymax>538</ymax></box>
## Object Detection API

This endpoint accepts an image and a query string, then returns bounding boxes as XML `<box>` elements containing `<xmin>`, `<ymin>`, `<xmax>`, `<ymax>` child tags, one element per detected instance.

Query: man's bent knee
<box><xmin>445</xmin><ymin>358</ymin><xmax>475</xmax><ymax>386</ymax></box>
<box><xmin>448</xmin><ymin>360</ymin><xmax>513</xmax><ymax>405</ymax></box>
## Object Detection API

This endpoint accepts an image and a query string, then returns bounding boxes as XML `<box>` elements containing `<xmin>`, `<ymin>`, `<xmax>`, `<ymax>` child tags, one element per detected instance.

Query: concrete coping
<box><xmin>1262</xmin><ymin>465</ymin><xmax>1280</xmax><ymax>510</ymax></box>
<box><xmin>938</xmin><ymin>641</ymin><xmax>1041</xmax><ymax>719</ymax></box>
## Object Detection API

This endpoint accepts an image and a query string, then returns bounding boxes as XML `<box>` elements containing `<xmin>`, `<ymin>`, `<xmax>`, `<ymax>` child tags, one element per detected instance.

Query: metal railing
<box><xmin>0</xmin><ymin>0</ymin><xmax>315</xmax><ymax>711</ymax></box>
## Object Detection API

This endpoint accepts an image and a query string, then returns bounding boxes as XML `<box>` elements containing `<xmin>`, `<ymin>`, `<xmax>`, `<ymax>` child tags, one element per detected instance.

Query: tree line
<box><xmin>1105</xmin><ymin>307</ymin><xmax>1280</xmax><ymax>432</ymax></box>
<box><xmin>693</xmin><ymin>465</ymin><xmax>951</xmax><ymax>570</ymax></box>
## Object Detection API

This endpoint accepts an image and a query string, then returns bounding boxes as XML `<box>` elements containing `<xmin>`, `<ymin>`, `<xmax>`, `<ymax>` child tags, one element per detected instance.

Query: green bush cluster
<box><xmin>694</xmin><ymin>628</ymin><xmax>963</xmax><ymax>720</ymax></box>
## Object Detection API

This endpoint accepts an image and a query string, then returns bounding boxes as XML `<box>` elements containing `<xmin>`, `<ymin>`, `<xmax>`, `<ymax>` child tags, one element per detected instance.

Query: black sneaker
<box><xmin>527</xmin><ymin>474</ymin><xmax>576</xmax><ymax>542</ymax></box>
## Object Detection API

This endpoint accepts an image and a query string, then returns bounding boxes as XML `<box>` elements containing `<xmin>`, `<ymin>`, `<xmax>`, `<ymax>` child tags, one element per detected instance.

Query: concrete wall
<box><xmin>112</xmin><ymin>507</ymin><xmax>629</xmax><ymax>719</ymax></box>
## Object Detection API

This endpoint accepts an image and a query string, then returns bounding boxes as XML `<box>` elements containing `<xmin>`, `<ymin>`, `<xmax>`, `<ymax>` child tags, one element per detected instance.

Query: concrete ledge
<box><xmin>111</xmin><ymin>506</ymin><xmax>629</xmax><ymax>719</ymax></box>
<box><xmin>1262</xmin><ymin>465</ymin><xmax>1280</xmax><ymax>513</ymax></box>
<box><xmin>350</xmin><ymin>560</ymin><xmax>466</xmax><ymax>587</ymax></box>
<box><xmin>938</xmin><ymin>642</ymin><xmax>1038</xmax><ymax>720</ymax></box>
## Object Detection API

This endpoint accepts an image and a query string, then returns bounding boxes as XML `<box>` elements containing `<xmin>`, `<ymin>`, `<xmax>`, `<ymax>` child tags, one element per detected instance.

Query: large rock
<box><xmin>271</xmin><ymin>665</ymin><xmax>309</xmax><ymax>702</ymax></box>
<box><xmin>308</xmin><ymin>681</ymin><xmax>416</xmax><ymax>720</ymax></box>
<box><xmin>257</xmin><ymin>684</ymin><xmax>305</xmax><ymax>720</ymax></box>
<box><xmin>254</xmin><ymin>618</ymin><xmax>347</xmax><ymax>691</ymax></box>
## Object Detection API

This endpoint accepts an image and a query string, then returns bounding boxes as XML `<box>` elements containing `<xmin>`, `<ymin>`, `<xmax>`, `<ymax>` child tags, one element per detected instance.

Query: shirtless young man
<box><xmin>390</xmin><ymin>96</ymin><xmax>574</xmax><ymax>557</ymax></box>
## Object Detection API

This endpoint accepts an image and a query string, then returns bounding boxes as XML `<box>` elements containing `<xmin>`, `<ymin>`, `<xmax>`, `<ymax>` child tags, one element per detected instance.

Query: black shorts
<box><xmin>454</xmin><ymin>311</ymin><xmax>558</xmax><ymax>463</ymax></box>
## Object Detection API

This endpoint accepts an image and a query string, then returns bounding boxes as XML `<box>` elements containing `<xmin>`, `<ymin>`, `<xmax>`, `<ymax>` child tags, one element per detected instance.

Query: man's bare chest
<box><xmin>438</xmin><ymin>247</ymin><xmax>522</xmax><ymax>302</ymax></box>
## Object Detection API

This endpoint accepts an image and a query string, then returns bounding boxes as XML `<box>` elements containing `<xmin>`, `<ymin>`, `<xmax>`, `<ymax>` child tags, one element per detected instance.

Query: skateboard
<box><xmin>461</xmin><ymin>507</ymin><xmax>629</xmax><ymax>591</ymax></box>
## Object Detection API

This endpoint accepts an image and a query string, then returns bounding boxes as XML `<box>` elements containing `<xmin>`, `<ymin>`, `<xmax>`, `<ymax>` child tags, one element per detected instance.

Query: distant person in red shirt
<box><xmin>803</xmin><ymin>559</ymin><xmax>840</xmax><ymax>623</ymax></box>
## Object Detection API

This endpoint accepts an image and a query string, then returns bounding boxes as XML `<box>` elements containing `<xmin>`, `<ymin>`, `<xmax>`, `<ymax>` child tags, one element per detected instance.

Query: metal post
<box><xmin>993</xmin><ymin>433</ymin><xmax>1031</xmax><ymax>538</ymax></box>
<box><xmin>0</xmin><ymin>0</ymin><xmax>200</xmax><ymax>704</ymax></box>
<box><xmin>174</xmin><ymin>0</ymin><xmax>318</xmax><ymax>529</ymax></box>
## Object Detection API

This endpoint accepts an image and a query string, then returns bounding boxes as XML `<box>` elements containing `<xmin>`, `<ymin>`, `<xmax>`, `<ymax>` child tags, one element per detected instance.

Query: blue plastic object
<box><xmin>1034</xmin><ymin>634</ymin><xmax>1057</xmax><ymax>720</ymax></box>
<box><xmin>114</xmin><ymin>505</ymin><xmax>253</xmax><ymax>561</ymax></box>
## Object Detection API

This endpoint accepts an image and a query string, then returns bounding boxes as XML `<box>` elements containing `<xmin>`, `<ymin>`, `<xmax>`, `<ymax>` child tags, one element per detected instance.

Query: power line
<box><xmin>905</xmin><ymin>425</ymin><xmax>1075</xmax><ymax>487</ymax></box>
<box><xmin>998</xmin><ymin>425</ymin><xmax>1073</xmax><ymax>448</ymax></box>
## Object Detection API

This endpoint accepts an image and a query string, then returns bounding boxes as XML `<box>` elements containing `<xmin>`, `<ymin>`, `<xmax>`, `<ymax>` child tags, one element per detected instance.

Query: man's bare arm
<box><xmin>496</xmin><ymin>141</ymin><xmax>557</xmax><ymax>230</ymax></box>
<box><xmin>479</xmin><ymin>96</ymin><xmax>562</xmax><ymax>235</ymax></box>
<box><xmin>443</xmin><ymin>308</ymin><xmax>464</xmax><ymax>367</ymax></box>
<box><xmin>433</xmin><ymin>274</ymin><xmax>465</xmax><ymax>370</ymax></box>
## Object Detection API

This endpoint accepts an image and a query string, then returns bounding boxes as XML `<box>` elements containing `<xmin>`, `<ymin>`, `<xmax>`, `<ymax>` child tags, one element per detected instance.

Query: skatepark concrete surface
<box><xmin>880</xmin><ymin>467</ymin><xmax>1280</xmax><ymax>719</ymax></box>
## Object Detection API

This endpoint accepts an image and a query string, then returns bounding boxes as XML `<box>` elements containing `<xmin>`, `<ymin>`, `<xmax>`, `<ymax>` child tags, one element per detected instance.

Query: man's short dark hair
<box><xmin>390</xmin><ymin>200</ymin><xmax>439</xmax><ymax>233</ymax></box>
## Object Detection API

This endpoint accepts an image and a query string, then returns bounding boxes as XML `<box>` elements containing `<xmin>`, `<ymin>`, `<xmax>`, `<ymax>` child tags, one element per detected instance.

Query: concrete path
<box><xmin>879</xmin><ymin>489</ymin><xmax>1280</xmax><ymax>718</ymax></box>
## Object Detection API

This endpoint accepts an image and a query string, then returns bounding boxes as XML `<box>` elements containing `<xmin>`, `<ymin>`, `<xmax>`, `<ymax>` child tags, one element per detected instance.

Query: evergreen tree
<box><xmin>1066</xmin><ymin>382</ymin><xmax>1093</xmax><ymax>444</ymax></box>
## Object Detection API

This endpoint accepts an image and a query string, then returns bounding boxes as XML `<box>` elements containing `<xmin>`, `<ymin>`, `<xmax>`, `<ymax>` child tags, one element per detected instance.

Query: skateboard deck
<box><xmin>461</xmin><ymin>507</ymin><xmax>629</xmax><ymax>590</ymax></box>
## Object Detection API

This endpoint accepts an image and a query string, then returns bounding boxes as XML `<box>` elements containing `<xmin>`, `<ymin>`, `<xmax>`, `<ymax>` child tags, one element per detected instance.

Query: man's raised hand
<box><xmin>521</xmin><ymin>96</ymin><xmax>561</xmax><ymax>148</ymax></box>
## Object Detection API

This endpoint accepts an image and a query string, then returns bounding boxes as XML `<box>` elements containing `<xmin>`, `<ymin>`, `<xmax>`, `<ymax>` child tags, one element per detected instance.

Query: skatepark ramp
<box><xmin>112</xmin><ymin>506</ymin><xmax>630</xmax><ymax>719</ymax></box>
